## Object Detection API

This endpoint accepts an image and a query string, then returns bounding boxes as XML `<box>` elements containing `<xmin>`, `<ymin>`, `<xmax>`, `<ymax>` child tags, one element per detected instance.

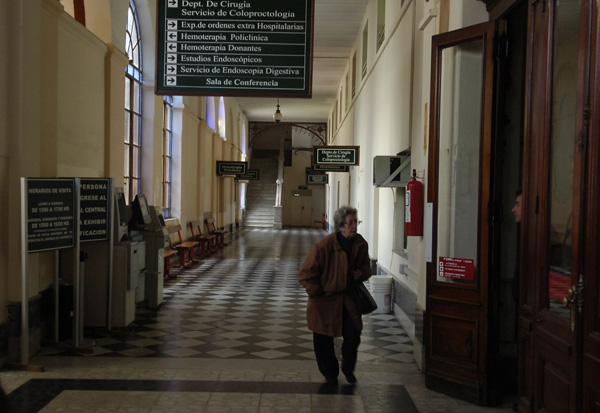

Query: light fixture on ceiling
<box><xmin>273</xmin><ymin>99</ymin><xmax>283</xmax><ymax>122</ymax></box>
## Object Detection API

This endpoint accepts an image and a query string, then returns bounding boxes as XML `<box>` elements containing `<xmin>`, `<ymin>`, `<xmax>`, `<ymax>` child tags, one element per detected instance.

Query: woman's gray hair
<box><xmin>333</xmin><ymin>205</ymin><xmax>358</xmax><ymax>231</ymax></box>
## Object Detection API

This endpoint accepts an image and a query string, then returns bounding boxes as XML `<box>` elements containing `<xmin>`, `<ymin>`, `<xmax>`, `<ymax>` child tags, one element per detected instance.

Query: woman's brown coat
<box><xmin>298</xmin><ymin>232</ymin><xmax>371</xmax><ymax>337</ymax></box>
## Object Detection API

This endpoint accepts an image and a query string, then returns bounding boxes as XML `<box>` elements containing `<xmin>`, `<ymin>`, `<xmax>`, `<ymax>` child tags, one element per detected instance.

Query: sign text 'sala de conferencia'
<box><xmin>156</xmin><ymin>0</ymin><xmax>314</xmax><ymax>97</ymax></box>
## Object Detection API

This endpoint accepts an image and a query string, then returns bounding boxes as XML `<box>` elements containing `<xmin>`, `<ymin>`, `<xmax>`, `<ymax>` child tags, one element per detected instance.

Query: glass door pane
<box><xmin>436</xmin><ymin>39</ymin><xmax>483</xmax><ymax>284</ymax></box>
<box><xmin>547</xmin><ymin>0</ymin><xmax>580</xmax><ymax>316</ymax></box>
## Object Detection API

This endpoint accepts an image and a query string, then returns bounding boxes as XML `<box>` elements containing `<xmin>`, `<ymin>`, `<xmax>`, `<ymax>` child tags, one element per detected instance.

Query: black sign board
<box><xmin>313</xmin><ymin>164</ymin><xmax>349</xmax><ymax>172</ymax></box>
<box><xmin>217</xmin><ymin>161</ymin><xmax>248</xmax><ymax>176</ymax></box>
<box><xmin>156</xmin><ymin>0</ymin><xmax>314</xmax><ymax>97</ymax></box>
<box><xmin>80</xmin><ymin>179</ymin><xmax>110</xmax><ymax>242</ymax></box>
<box><xmin>307</xmin><ymin>174</ymin><xmax>328</xmax><ymax>185</ymax></box>
<box><xmin>27</xmin><ymin>178</ymin><xmax>75</xmax><ymax>253</ymax></box>
<box><xmin>235</xmin><ymin>169</ymin><xmax>259</xmax><ymax>180</ymax></box>
<box><xmin>307</xmin><ymin>165</ymin><xmax>349</xmax><ymax>174</ymax></box>
<box><xmin>313</xmin><ymin>146</ymin><xmax>360</xmax><ymax>166</ymax></box>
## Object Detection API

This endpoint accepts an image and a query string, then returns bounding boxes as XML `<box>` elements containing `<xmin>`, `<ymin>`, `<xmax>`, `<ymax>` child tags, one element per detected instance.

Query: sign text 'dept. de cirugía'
<box><xmin>157</xmin><ymin>0</ymin><xmax>314</xmax><ymax>97</ymax></box>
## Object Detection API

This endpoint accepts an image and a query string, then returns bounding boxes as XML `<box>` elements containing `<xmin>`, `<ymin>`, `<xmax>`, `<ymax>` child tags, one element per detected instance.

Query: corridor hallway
<box><xmin>2</xmin><ymin>229</ymin><xmax>511</xmax><ymax>412</ymax></box>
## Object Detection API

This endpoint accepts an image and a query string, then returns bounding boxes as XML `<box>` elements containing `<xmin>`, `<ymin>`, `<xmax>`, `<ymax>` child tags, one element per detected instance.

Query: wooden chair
<box><xmin>163</xmin><ymin>249</ymin><xmax>179</xmax><ymax>279</ymax></box>
<box><xmin>205</xmin><ymin>217</ymin><xmax>227</xmax><ymax>248</ymax></box>
<box><xmin>313</xmin><ymin>211</ymin><xmax>326</xmax><ymax>229</ymax></box>
<box><xmin>189</xmin><ymin>220</ymin><xmax>216</xmax><ymax>257</ymax></box>
<box><xmin>167</xmin><ymin>225</ymin><xmax>199</xmax><ymax>268</ymax></box>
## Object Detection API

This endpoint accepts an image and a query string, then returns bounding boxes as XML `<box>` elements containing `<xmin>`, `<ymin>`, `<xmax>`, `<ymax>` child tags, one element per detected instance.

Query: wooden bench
<box><xmin>189</xmin><ymin>220</ymin><xmax>216</xmax><ymax>257</ymax></box>
<box><xmin>163</xmin><ymin>249</ymin><xmax>179</xmax><ymax>279</ymax></box>
<box><xmin>167</xmin><ymin>224</ymin><xmax>199</xmax><ymax>269</ymax></box>
<box><xmin>205</xmin><ymin>217</ymin><xmax>227</xmax><ymax>248</ymax></box>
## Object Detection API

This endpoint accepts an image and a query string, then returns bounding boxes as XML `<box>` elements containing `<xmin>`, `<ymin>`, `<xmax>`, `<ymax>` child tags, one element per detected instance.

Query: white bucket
<box><xmin>368</xmin><ymin>275</ymin><xmax>393</xmax><ymax>314</ymax></box>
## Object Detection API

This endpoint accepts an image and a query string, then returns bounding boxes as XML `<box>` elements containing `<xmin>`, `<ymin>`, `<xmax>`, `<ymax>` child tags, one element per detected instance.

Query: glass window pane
<box><xmin>124</xmin><ymin>78</ymin><xmax>131</xmax><ymax>109</ymax></box>
<box><xmin>132</xmin><ymin>45</ymin><xmax>139</xmax><ymax>68</ymax></box>
<box><xmin>124</xmin><ymin>112</ymin><xmax>131</xmax><ymax>143</ymax></box>
<box><xmin>436</xmin><ymin>39</ymin><xmax>484</xmax><ymax>284</ymax></box>
<box><xmin>131</xmin><ymin>178</ymin><xmax>139</xmax><ymax>196</ymax></box>
<box><xmin>123</xmin><ymin>178</ymin><xmax>130</xmax><ymax>203</ymax></box>
<box><xmin>166</xmin><ymin>106</ymin><xmax>172</xmax><ymax>128</ymax></box>
<box><xmin>165</xmin><ymin>157</ymin><xmax>172</xmax><ymax>181</ymax></box>
<box><xmin>163</xmin><ymin>184</ymin><xmax>171</xmax><ymax>206</ymax></box>
<box><xmin>547</xmin><ymin>0</ymin><xmax>579</xmax><ymax>316</ymax></box>
<box><xmin>132</xmin><ymin>147</ymin><xmax>140</xmax><ymax>178</ymax></box>
<box><xmin>133</xmin><ymin>116</ymin><xmax>140</xmax><ymax>145</ymax></box>
<box><xmin>165</xmin><ymin>132</ymin><xmax>172</xmax><ymax>156</ymax></box>
<box><xmin>124</xmin><ymin>145</ymin><xmax>130</xmax><ymax>177</ymax></box>
<box><xmin>133</xmin><ymin>81</ymin><xmax>141</xmax><ymax>113</ymax></box>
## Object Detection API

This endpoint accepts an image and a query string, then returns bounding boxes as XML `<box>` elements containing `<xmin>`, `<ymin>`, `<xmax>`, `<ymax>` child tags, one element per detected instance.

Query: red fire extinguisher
<box><xmin>405</xmin><ymin>169</ymin><xmax>423</xmax><ymax>236</ymax></box>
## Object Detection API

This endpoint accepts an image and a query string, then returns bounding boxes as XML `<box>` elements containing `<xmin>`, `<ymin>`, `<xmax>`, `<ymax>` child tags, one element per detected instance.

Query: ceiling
<box><xmin>234</xmin><ymin>0</ymin><xmax>370</xmax><ymax>124</ymax></box>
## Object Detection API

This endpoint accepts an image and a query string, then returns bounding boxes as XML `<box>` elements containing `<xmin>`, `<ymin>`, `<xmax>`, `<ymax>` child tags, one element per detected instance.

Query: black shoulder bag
<box><xmin>352</xmin><ymin>279</ymin><xmax>377</xmax><ymax>314</ymax></box>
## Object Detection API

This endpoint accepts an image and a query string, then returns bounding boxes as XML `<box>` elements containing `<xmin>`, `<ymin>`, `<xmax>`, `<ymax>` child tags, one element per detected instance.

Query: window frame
<box><xmin>124</xmin><ymin>0</ymin><xmax>143</xmax><ymax>203</ymax></box>
<box><xmin>162</xmin><ymin>95</ymin><xmax>174</xmax><ymax>218</ymax></box>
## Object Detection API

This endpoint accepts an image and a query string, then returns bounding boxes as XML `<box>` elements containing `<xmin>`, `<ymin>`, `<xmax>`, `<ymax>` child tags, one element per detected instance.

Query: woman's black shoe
<box><xmin>325</xmin><ymin>376</ymin><xmax>338</xmax><ymax>385</ymax></box>
<box><xmin>344</xmin><ymin>372</ymin><xmax>357</xmax><ymax>384</ymax></box>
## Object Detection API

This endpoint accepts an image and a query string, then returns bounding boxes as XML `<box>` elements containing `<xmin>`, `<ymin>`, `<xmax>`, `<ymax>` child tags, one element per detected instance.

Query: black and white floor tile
<box><xmin>41</xmin><ymin>229</ymin><xmax>413</xmax><ymax>363</ymax></box>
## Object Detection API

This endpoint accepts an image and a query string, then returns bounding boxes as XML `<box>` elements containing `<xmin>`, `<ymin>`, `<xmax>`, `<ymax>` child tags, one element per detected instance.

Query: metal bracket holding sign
<box><xmin>156</xmin><ymin>0</ymin><xmax>314</xmax><ymax>97</ymax></box>
<box><xmin>216</xmin><ymin>161</ymin><xmax>248</xmax><ymax>176</ymax></box>
<box><xmin>313</xmin><ymin>146</ymin><xmax>360</xmax><ymax>166</ymax></box>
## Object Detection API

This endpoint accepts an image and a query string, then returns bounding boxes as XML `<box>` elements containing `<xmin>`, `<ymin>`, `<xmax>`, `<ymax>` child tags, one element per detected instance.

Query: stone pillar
<box><xmin>273</xmin><ymin>206</ymin><xmax>283</xmax><ymax>230</ymax></box>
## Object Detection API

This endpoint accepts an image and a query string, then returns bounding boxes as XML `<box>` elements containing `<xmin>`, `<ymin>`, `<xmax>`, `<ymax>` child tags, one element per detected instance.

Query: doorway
<box><xmin>427</xmin><ymin>0</ymin><xmax>600</xmax><ymax>410</ymax></box>
<box><xmin>424</xmin><ymin>2</ymin><xmax>527</xmax><ymax>406</ymax></box>
<box><xmin>488</xmin><ymin>1</ymin><xmax>527</xmax><ymax>405</ymax></box>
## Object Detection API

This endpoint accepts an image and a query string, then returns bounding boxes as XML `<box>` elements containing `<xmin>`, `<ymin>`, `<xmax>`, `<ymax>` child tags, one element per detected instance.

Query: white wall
<box><xmin>325</xmin><ymin>1</ymin><xmax>489</xmax><ymax>348</ymax></box>
<box><xmin>331</xmin><ymin>1</ymin><xmax>414</xmax><ymax>264</ymax></box>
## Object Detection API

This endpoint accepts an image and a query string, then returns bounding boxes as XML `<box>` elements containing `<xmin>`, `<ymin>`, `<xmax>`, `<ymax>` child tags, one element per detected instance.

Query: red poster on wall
<box><xmin>439</xmin><ymin>257</ymin><xmax>475</xmax><ymax>281</ymax></box>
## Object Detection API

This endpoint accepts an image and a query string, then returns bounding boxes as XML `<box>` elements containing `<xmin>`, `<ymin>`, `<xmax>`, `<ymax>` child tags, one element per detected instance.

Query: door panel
<box><xmin>518</xmin><ymin>0</ymin><xmax>550</xmax><ymax>409</ymax></box>
<box><xmin>530</xmin><ymin>1</ymin><xmax>580</xmax><ymax>411</ymax></box>
<box><xmin>582</xmin><ymin>1</ymin><xmax>600</xmax><ymax>410</ymax></box>
<box><xmin>426</xmin><ymin>21</ymin><xmax>496</xmax><ymax>405</ymax></box>
<box><xmin>430</xmin><ymin>301</ymin><xmax>480</xmax><ymax>370</ymax></box>
<box><xmin>523</xmin><ymin>0</ymin><xmax>590</xmax><ymax>411</ymax></box>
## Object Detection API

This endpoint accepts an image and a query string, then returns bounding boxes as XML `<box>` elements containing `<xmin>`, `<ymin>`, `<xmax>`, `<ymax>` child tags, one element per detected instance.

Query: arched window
<box><xmin>124</xmin><ymin>0</ymin><xmax>142</xmax><ymax>202</ymax></box>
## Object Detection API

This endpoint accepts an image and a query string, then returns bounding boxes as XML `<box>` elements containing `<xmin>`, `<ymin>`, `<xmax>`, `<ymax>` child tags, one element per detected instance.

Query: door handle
<box><xmin>562</xmin><ymin>274</ymin><xmax>584</xmax><ymax>332</ymax></box>
<box><xmin>562</xmin><ymin>287</ymin><xmax>575</xmax><ymax>307</ymax></box>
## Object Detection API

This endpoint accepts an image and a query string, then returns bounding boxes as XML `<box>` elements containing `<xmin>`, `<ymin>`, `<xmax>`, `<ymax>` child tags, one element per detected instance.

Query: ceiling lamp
<box><xmin>273</xmin><ymin>99</ymin><xmax>283</xmax><ymax>122</ymax></box>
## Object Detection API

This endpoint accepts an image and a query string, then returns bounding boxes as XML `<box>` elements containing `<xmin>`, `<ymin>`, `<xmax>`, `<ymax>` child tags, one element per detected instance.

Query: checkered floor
<box><xmin>7</xmin><ymin>229</ymin><xmax>519</xmax><ymax>412</ymax></box>
<box><xmin>43</xmin><ymin>228</ymin><xmax>413</xmax><ymax>363</ymax></box>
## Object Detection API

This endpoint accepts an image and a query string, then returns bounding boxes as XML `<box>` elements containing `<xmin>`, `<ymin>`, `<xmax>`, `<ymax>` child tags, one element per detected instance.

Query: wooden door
<box><xmin>291</xmin><ymin>195</ymin><xmax>302</xmax><ymax>227</ymax></box>
<box><xmin>290</xmin><ymin>192</ymin><xmax>312</xmax><ymax>227</ymax></box>
<box><xmin>520</xmin><ymin>0</ymin><xmax>600</xmax><ymax>411</ymax></box>
<box><xmin>425</xmin><ymin>21</ymin><xmax>497</xmax><ymax>405</ymax></box>
<box><xmin>581</xmin><ymin>2</ymin><xmax>600</xmax><ymax>408</ymax></box>
<box><xmin>300</xmin><ymin>194</ymin><xmax>312</xmax><ymax>227</ymax></box>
